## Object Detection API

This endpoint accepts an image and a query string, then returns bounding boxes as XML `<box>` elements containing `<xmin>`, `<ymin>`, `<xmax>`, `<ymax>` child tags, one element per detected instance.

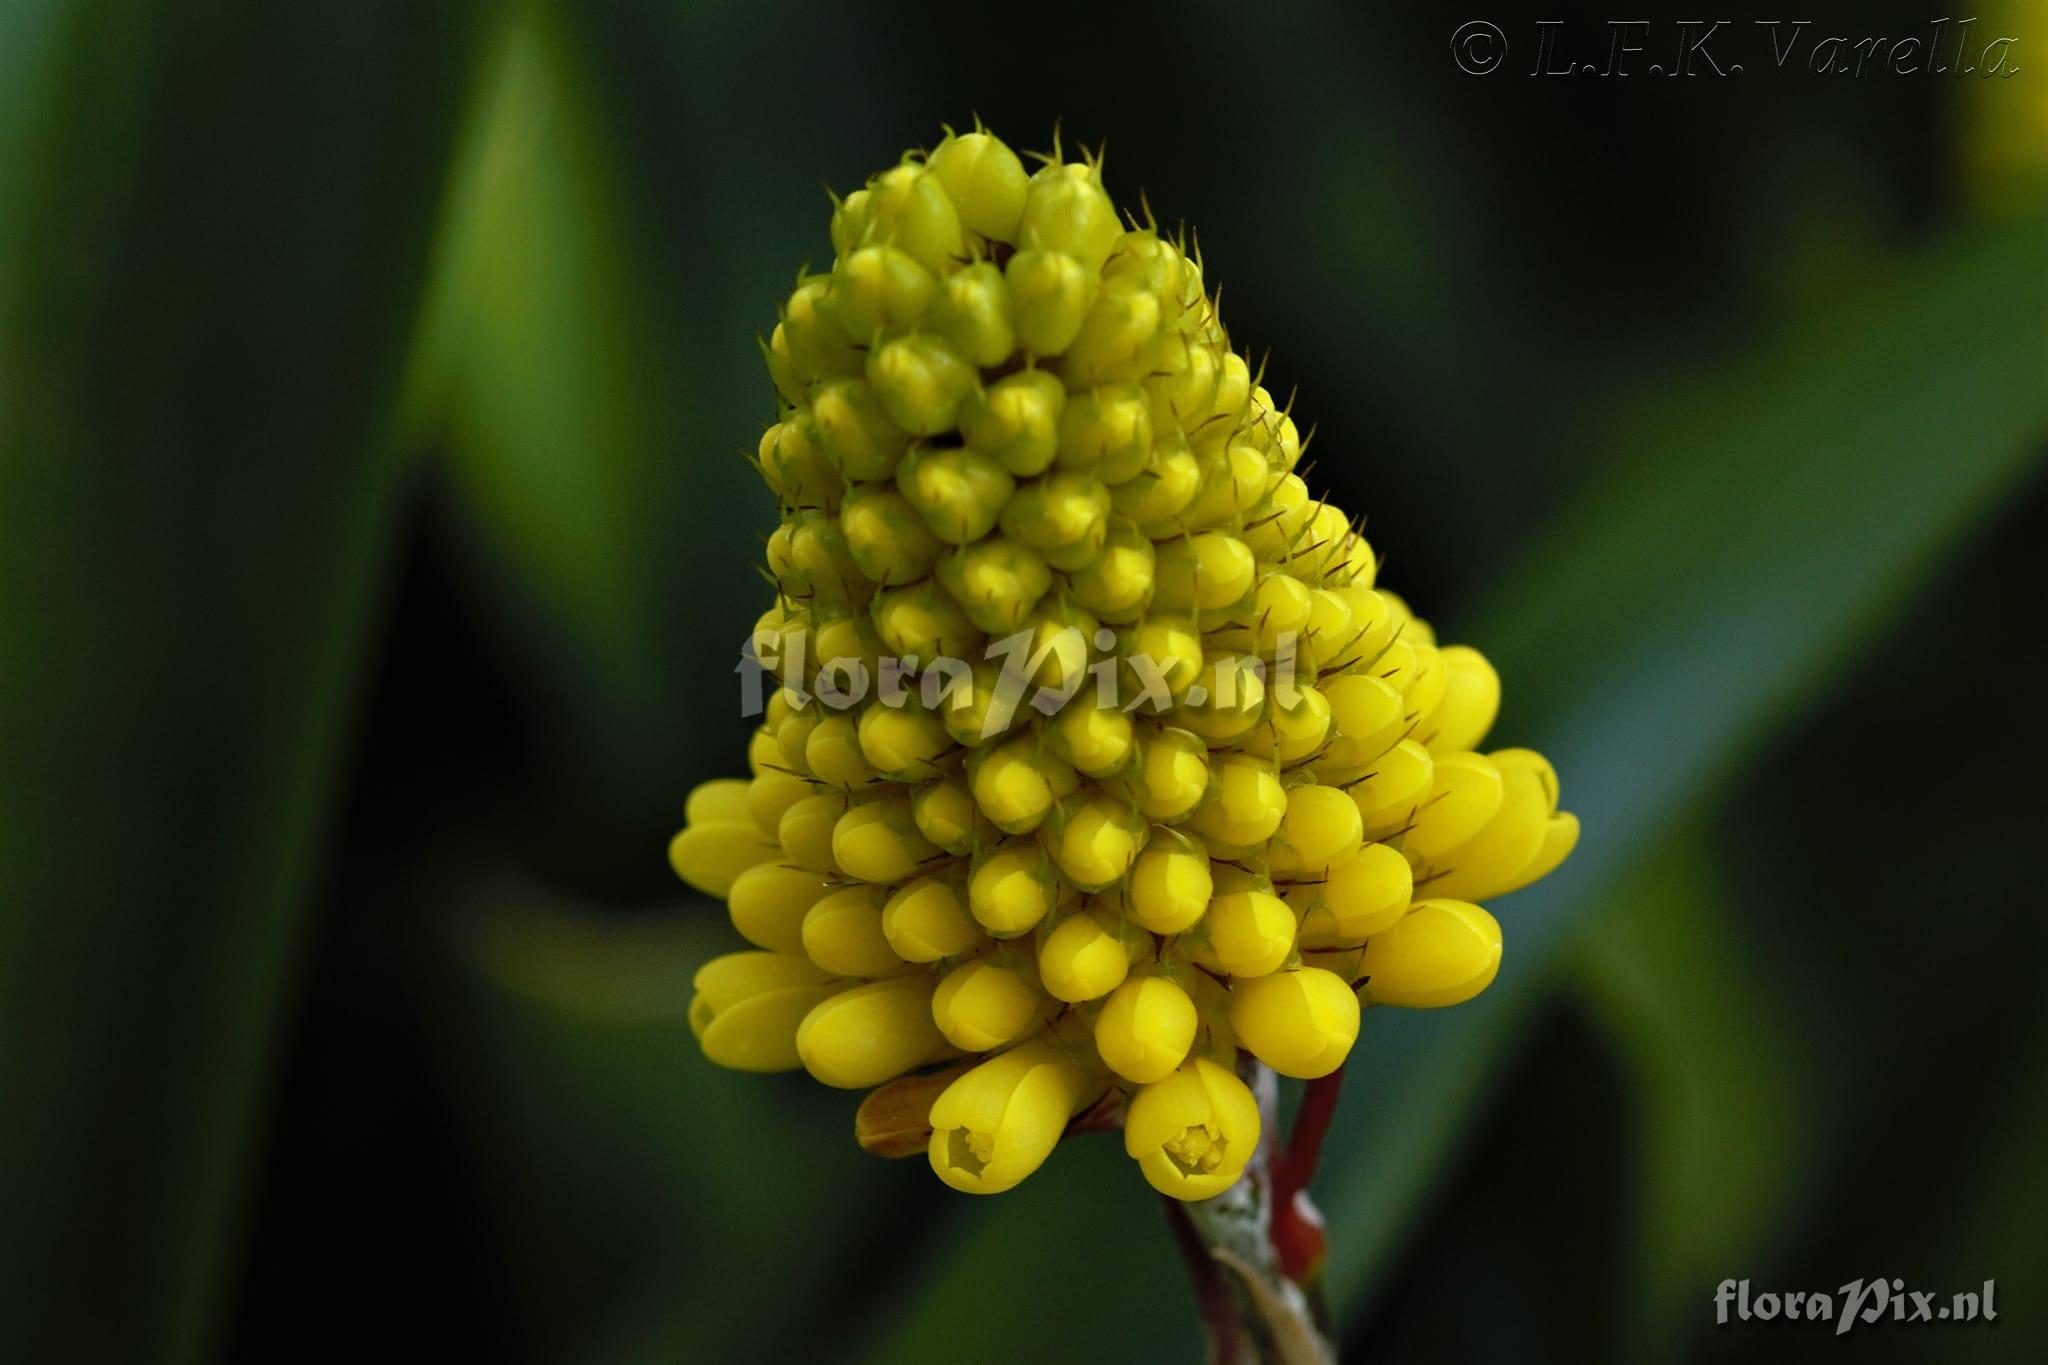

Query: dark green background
<box><xmin>3</xmin><ymin>1</ymin><xmax>2043</xmax><ymax>1361</ymax></box>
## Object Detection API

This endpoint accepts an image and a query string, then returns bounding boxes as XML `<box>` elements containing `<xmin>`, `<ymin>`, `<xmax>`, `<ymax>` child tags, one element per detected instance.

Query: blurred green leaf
<box><xmin>430</xmin><ymin>884</ymin><xmax>925</xmax><ymax>1365</ymax></box>
<box><xmin>405</xmin><ymin>0</ymin><xmax>786</xmax><ymax>839</ymax></box>
<box><xmin>0</xmin><ymin>3</ymin><xmax>483</xmax><ymax>1360</ymax></box>
<box><xmin>1565</xmin><ymin>831</ymin><xmax>1809</xmax><ymax>1349</ymax></box>
<box><xmin>1322</xmin><ymin>196</ymin><xmax>2048</xmax><ymax>1327</ymax></box>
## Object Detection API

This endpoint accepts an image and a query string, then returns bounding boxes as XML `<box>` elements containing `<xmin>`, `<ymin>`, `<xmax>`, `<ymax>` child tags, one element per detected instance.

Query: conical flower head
<box><xmin>673</xmin><ymin>124</ymin><xmax>1579</xmax><ymax>1199</ymax></box>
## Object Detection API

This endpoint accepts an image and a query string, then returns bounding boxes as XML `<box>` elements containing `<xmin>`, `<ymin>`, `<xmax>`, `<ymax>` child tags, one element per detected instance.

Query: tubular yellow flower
<box><xmin>1125</xmin><ymin>1057</ymin><xmax>1262</xmax><ymax>1201</ymax></box>
<box><xmin>690</xmin><ymin>951</ymin><xmax>841</xmax><ymax>1073</ymax></box>
<box><xmin>796</xmin><ymin>976</ymin><xmax>946</xmax><ymax>1088</ymax></box>
<box><xmin>668</xmin><ymin>820</ymin><xmax>779</xmax><ymax>898</ymax></box>
<box><xmin>1357</xmin><ymin>899</ymin><xmax>1503</xmax><ymax>1009</ymax></box>
<box><xmin>927</xmin><ymin>1038</ymin><xmax>1091</xmax><ymax>1194</ymax></box>
<box><xmin>801</xmin><ymin>885</ymin><xmax>905</xmax><ymax>978</ymax></box>
<box><xmin>726</xmin><ymin>862</ymin><xmax>833</xmax><ymax>955</ymax></box>
<box><xmin>831</xmin><ymin>797</ymin><xmax>940</xmax><ymax>884</ymax></box>
<box><xmin>673</xmin><ymin>124</ymin><xmax>1577</xmax><ymax>1199</ymax></box>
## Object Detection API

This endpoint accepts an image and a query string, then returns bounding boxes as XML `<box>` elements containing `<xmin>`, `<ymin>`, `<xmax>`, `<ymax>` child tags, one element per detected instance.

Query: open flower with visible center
<box><xmin>669</xmin><ymin>123</ymin><xmax>1577</xmax><ymax>1200</ymax></box>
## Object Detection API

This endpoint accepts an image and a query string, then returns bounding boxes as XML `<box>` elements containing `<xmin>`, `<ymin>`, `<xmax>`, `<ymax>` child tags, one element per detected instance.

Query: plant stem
<box><xmin>1164</xmin><ymin>1059</ymin><xmax>1337</xmax><ymax>1364</ymax></box>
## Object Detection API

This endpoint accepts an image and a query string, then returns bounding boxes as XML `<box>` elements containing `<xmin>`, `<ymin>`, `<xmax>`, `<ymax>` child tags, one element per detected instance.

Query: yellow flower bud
<box><xmin>691</xmin><ymin>951</ymin><xmax>840</xmax><ymax>1073</ymax></box>
<box><xmin>873</xmin><ymin>579</ymin><xmax>984</xmax><ymax>662</ymax></box>
<box><xmin>828</xmin><ymin>185</ymin><xmax>870</xmax><ymax>260</ymax></box>
<box><xmin>1047</xmin><ymin>698</ymin><xmax>1135</xmax><ymax>778</ymax></box>
<box><xmin>1288</xmin><ymin>841</ymin><xmax>1413</xmax><ymax>948</ymax></box>
<box><xmin>931</xmin><ymin>260</ymin><xmax>1017</xmax><ymax>367</ymax></box>
<box><xmin>937</xmin><ymin>659</ymin><xmax>1021</xmax><ymax>749</ymax></box>
<box><xmin>1144</xmin><ymin>336</ymin><xmax>1222</xmax><ymax>431</ymax></box>
<box><xmin>1067</xmin><ymin>518</ymin><xmax>1156</xmax><ymax>623</ymax></box>
<box><xmin>831</xmin><ymin>243</ymin><xmax>935</xmax><ymax>340</ymax></box>
<box><xmin>1115</xmin><ymin>725</ymin><xmax>1210</xmax><ymax>823</ymax></box>
<box><xmin>839</xmin><ymin>484</ymin><xmax>942</xmax><ymax>587</ymax></box>
<box><xmin>1425</xmin><ymin>645</ymin><xmax>1502</xmax><ymax>753</ymax></box>
<box><xmin>1094</xmin><ymin>975</ymin><xmax>1199</xmax><ymax>1083</ymax></box>
<box><xmin>1057</xmin><ymin>382</ymin><xmax>1152</xmax><ymax>478</ymax></box>
<box><xmin>685</xmin><ymin>777</ymin><xmax>751</xmax><ymax>825</ymax></box>
<box><xmin>1347</xmin><ymin>739</ymin><xmax>1435</xmax><ymax>837</ymax></box>
<box><xmin>1037</xmin><ymin>903</ymin><xmax>1134</xmax><ymax>1003</ymax></box>
<box><xmin>1330</xmin><ymin>585</ymin><xmax>1397</xmax><ymax>668</ymax></box>
<box><xmin>1358</xmin><ymin>899</ymin><xmax>1502</xmax><ymax>1008</ymax></box>
<box><xmin>1152</xmin><ymin>533</ymin><xmax>1257</xmax><ymax>619</ymax></box>
<box><xmin>1245</xmin><ymin>570</ymin><xmax>1314</xmax><ymax>656</ymax></box>
<box><xmin>1126</xmin><ymin>826</ymin><xmax>1214</xmax><ymax>934</ymax></box>
<box><xmin>1418</xmin><ymin>750</ymin><xmax>1574</xmax><ymax>902</ymax></box>
<box><xmin>758</xmin><ymin>411</ymin><xmax>840</xmax><ymax>509</ymax></box>
<box><xmin>669</xmin><ymin>820</ymin><xmax>779</xmax><ymax>897</ymax></box>
<box><xmin>1042</xmin><ymin>793</ymin><xmax>1148</xmax><ymax>892</ymax></box>
<box><xmin>968</xmin><ymin>838</ymin><xmax>1060</xmax><ymax>937</ymax></box>
<box><xmin>764</xmin><ymin>323</ymin><xmax>805</xmax><ymax>406</ymax></box>
<box><xmin>883</xmin><ymin>874</ymin><xmax>985</xmax><ymax>963</ymax></box>
<box><xmin>1262</xmin><ymin>681</ymin><xmax>1331</xmax><ymax>766</ymax></box>
<box><xmin>927</xmin><ymin>1038</ymin><xmax>1091</xmax><ymax>1194</ymax></box>
<box><xmin>1313</xmin><ymin>674</ymin><xmax>1405</xmax><ymax>781</ymax></box>
<box><xmin>1005</xmin><ymin>249</ymin><xmax>1092</xmax><ymax>355</ymax></box>
<box><xmin>868</xmin><ymin>332</ymin><xmax>975</xmax><ymax>435</ymax></box>
<box><xmin>778</xmin><ymin>790</ymin><xmax>846</xmax><ymax>874</ymax></box>
<box><xmin>1021</xmin><ymin>162</ymin><xmax>1121</xmax><ymax>273</ymax></box>
<box><xmin>1403</xmin><ymin>751</ymin><xmax>1505</xmax><ymax>860</ymax></box>
<box><xmin>727</xmin><ymin>861</ymin><xmax>833</xmax><ymax>955</ymax></box>
<box><xmin>1176</xmin><ymin>654</ymin><xmax>1266</xmax><ymax>746</ymax></box>
<box><xmin>1060</xmin><ymin>279</ymin><xmax>1163</xmax><ymax>385</ymax></box>
<box><xmin>1266</xmin><ymin>783</ymin><xmax>1365</xmax><ymax>876</ymax></box>
<box><xmin>796</xmin><ymin>975</ymin><xmax>945</xmax><ymax>1088</ymax></box>
<box><xmin>1119</xmin><ymin>616</ymin><xmax>1203</xmax><ymax>710</ymax></box>
<box><xmin>1125</xmin><ymin>1056</ymin><xmax>1261</xmax><ymax>1200</ymax></box>
<box><xmin>936</xmin><ymin>536</ymin><xmax>1052</xmax><ymax>635</ymax></box>
<box><xmin>927</xmin><ymin>128</ymin><xmax>1029</xmax><ymax>242</ymax></box>
<box><xmin>1186</xmin><ymin>753</ymin><xmax>1285</xmax><ymax>848</ymax></box>
<box><xmin>863</xmin><ymin>161</ymin><xmax>967</xmax><ymax>276</ymax></box>
<box><xmin>1194</xmin><ymin>889</ymin><xmax>1297</xmax><ymax>979</ymax></box>
<box><xmin>1110</xmin><ymin>428</ymin><xmax>1202</xmax><ymax>525</ymax></box>
<box><xmin>832</xmin><ymin>796</ymin><xmax>940</xmax><ymax>883</ymax></box>
<box><xmin>812</xmin><ymin>376</ymin><xmax>912</xmax><ymax>483</ymax></box>
<box><xmin>746</xmin><ymin>770</ymin><xmax>811</xmax><ymax>838</ymax></box>
<box><xmin>932</xmin><ymin>955</ymin><xmax>1047</xmax><ymax>1051</ymax></box>
<box><xmin>1228</xmin><ymin>967</ymin><xmax>1360</xmax><ymax>1079</ymax></box>
<box><xmin>896</xmin><ymin>443</ymin><xmax>1015</xmax><ymax>544</ymax></box>
<box><xmin>782</xmin><ymin>273</ymin><xmax>863</xmax><ymax>381</ymax></box>
<box><xmin>959</xmin><ymin>368</ymin><xmax>1065</xmax><ymax>477</ymax></box>
<box><xmin>1000</xmin><ymin>470</ymin><xmax>1111</xmax><ymax>570</ymax></box>
<box><xmin>911</xmin><ymin>774</ymin><xmax>992</xmax><ymax>856</ymax></box>
<box><xmin>804</xmin><ymin>714</ymin><xmax>877</xmax><ymax>791</ymax></box>
<box><xmin>856</xmin><ymin>702</ymin><xmax>951</xmax><ymax>783</ymax></box>
<box><xmin>970</xmin><ymin>737</ymin><xmax>1076</xmax><ymax>834</ymax></box>
<box><xmin>1176</xmin><ymin>443</ymin><xmax>1274</xmax><ymax>536</ymax></box>
<box><xmin>802</xmin><ymin>884</ymin><xmax>905</xmax><ymax>977</ymax></box>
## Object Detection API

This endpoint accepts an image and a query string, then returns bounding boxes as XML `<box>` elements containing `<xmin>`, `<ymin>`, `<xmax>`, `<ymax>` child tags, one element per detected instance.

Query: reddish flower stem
<box><xmin>1268</xmin><ymin>1065</ymin><xmax>1345</xmax><ymax>1286</ymax></box>
<box><xmin>1283</xmin><ymin>1065</ymin><xmax>1346</xmax><ymax>1190</ymax></box>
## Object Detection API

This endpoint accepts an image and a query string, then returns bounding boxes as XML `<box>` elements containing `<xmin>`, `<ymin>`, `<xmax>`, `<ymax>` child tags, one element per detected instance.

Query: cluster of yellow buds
<box><xmin>673</xmin><ymin>125</ymin><xmax>1577</xmax><ymax>1200</ymax></box>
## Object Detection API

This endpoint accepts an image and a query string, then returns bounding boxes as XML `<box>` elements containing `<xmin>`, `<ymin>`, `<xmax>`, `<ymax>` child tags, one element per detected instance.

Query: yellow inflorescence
<box><xmin>673</xmin><ymin>125</ymin><xmax>1578</xmax><ymax>1201</ymax></box>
